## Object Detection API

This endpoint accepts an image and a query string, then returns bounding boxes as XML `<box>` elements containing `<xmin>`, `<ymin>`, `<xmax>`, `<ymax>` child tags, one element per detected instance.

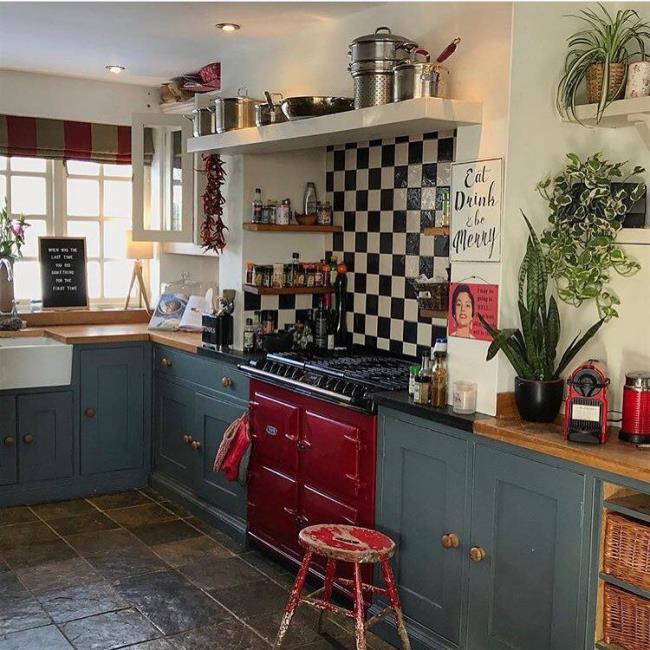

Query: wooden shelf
<box><xmin>422</xmin><ymin>226</ymin><xmax>450</xmax><ymax>236</ymax></box>
<box><xmin>604</xmin><ymin>493</ymin><xmax>650</xmax><ymax>525</ymax></box>
<box><xmin>420</xmin><ymin>309</ymin><xmax>448</xmax><ymax>320</ymax></box>
<box><xmin>187</xmin><ymin>97</ymin><xmax>482</xmax><ymax>155</ymax></box>
<box><xmin>243</xmin><ymin>223</ymin><xmax>341</xmax><ymax>233</ymax></box>
<box><xmin>243</xmin><ymin>285</ymin><xmax>334</xmax><ymax>296</ymax></box>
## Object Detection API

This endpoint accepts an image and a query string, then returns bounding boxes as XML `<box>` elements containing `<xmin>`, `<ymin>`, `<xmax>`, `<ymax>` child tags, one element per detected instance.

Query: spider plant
<box><xmin>557</xmin><ymin>4</ymin><xmax>650</xmax><ymax>124</ymax></box>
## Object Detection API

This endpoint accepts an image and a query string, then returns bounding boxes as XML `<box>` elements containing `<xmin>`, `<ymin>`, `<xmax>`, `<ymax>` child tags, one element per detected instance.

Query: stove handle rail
<box><xmin>236</xmin><ymin>364</ymin><xmax>354</xmax><ymax>405</ymax></box>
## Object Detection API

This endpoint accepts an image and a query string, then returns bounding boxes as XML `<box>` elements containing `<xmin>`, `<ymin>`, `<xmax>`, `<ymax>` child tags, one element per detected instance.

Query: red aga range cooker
<box><xmin>238</xmin><ymin>351</ymin><xmax>410</xmax><ymax>585</ymax></box>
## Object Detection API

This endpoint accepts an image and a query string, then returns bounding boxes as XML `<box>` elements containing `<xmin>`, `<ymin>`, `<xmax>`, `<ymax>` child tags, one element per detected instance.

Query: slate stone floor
<box><xmin>0</xmin><ymin>488</ymin><xmax>395</xmax><ymax>650</ymax></box>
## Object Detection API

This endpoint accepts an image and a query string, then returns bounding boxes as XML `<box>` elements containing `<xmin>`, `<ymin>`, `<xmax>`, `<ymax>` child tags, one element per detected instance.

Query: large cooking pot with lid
<box><xmin>213</xmin><ymin>88</ymin><xmax>262</xmax><ymax>134</ymax></box>
<box><xmin>349</xmin><ymin>26</ymin><xmax>417</xmax><ymax>63</ymax></box>
<box><xmin>188</xmin><ymin>107</ymin><xmax>215</xmax><ymax>137</ymax></box>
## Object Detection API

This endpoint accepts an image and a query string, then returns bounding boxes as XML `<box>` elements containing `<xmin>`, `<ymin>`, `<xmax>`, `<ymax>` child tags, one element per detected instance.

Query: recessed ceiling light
<box><xmin>216</xmin><ymin>23</ymin><xmax>240</xmax><ymax>32</ymax></box>
<box><xmin>105</xmin><ymin>65</ymin><xmax>125</xmax><ymax>74</ymax></box>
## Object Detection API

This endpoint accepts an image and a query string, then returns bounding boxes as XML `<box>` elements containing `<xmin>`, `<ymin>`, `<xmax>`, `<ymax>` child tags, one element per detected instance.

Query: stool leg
<box><xmin>381</xmin><ymin>558</ymin><xmax>411</xmax><ymax>650</ymax></box>
<box><xmin>274</xmin><ymin>551</ymin><xmax>313</xmax><ymax>649</ymax></box>
<box><xmin>353</xmin><ymin>563</ymin><xmax>367</xmax><ymax>650</ymax></box>
<box><xmin>318</xmin><ymin>558</ymin><xmax>337</xmax><ymax>634</ymax></box>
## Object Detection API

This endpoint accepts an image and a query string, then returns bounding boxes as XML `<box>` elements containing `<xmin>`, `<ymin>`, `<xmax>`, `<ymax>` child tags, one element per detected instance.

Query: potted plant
<box><xmin>0</xmin><ymin>202</ymin><xmax>29</xmax><ymax>314</ymax></box>
<box><xmin>626</xmin><ymin>56</ymin><xmax>650</xmax><ymax>98</ymax></box>
<box><xmin>480</xmin><ymin>214</ymin><xmax>604</xmax><ymax>423</ymax></box>
<box><xmin>557</xmin><ymin>4</ymin><xmax>650</xmax><ymax>123</ymax></box>
<box><xmin>537</xmin><ymin>152</ymin><xmax>644</xmax><ymax>320</ymax></box>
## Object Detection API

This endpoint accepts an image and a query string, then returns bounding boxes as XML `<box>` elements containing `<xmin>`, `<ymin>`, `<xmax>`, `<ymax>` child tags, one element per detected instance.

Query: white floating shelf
<box><xmin>570</xmin><ymin>96</ymin><xmax>650</xmax><ymax>127</ymax></box>
<box><xmin>187</xmin><ymin>97</ymin><xmax>482</xmax><ymax>155</ymax></box>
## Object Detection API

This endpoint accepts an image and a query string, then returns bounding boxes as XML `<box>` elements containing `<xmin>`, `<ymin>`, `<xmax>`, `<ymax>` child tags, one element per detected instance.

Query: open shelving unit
<box><xmin>422</xmin><ymin>226</ymin><xmax>450</xmax><ymax>237</ymax></box>
<box><xmin>243</xmin><ymin>223</ymin><xmax>341</xmax><ymax>233</ymax></box>
<box><xmin>243</xmin><ymin>285</ymin><xmax>334</xmax><ymax>296</ymax></box>
<box><xmin>187</xmin><ymin>97</ymin><xmax>482</xmax><ymax>155</ymax></box>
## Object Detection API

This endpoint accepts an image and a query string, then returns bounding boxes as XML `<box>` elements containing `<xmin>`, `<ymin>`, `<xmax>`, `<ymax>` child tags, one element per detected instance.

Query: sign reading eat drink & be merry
<box><xmin>450</xmin><ymin>158</ymin><xmax>503</xmax><ymax>263</ymax></box>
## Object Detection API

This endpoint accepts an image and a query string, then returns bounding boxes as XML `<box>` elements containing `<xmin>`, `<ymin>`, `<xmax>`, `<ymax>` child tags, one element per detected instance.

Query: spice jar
<box><xmin>254</xmin><ymin>264</ymin><xmax>265</xmax><ymax>286</ymax></box>
<box><xmin>277</xmin><ymin>199</ymin><xmax>291</xmax><ymax>225</ymax></box>
<box><xmin>272</xmin><ymin>263</ymin><xmax>285</xmax><ymax>288</ymax></box>
<box><xmin>317</xmin><ymin>201</ymin><xmax>332</xmax><ymax>226</ymax></box>
<box><xmin>246</xmin><ymin>262</ymin><xmax>255</xmax><ymax>285</ymax></box>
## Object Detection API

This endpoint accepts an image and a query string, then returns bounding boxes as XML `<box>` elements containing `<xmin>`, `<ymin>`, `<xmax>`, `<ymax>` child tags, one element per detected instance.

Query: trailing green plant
<box><xmin>557</xmin><ymin>4</ymin><xmax>650</xmax><ymax>123</ymax></box>
<box><xmin>0</xmin><ymin>201</ymin><xmax>29</xmax><ymax>259</ymax></box>
<box><xmin>537</xmin><ymin>152</ymin><xmax>643</xmax><ymax>319</ymax></box>
<box><xmin>479</xmin><ymin>213</ymin><xmax>604</xmax><ymax>381</ymax></box>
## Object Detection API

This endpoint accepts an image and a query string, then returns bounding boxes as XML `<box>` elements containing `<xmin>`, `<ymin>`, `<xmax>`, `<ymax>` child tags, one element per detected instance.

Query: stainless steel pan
<box><xmin>281</xmin><ymin>96</ymin><xmax>354</xmax><ymax>120</ymax></box>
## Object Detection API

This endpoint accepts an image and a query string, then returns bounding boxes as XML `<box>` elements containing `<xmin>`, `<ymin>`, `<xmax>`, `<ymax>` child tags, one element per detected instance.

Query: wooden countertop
<box><xmin>474</xmin><ymin>417</ymin><xmax>650</xmax><ymax>485</ymax></box>
<box><xmin>1</xmin><ymin>324</ymin><xmax>202</xmax><ymax>354</ymax></box>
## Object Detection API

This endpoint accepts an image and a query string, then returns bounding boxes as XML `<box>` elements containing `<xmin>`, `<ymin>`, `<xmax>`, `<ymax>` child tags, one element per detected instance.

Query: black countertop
<box><xmin>372</xmin><ymin>390</ymin><xmax>487</xmax><ymax>433</ymax></box>
<box><xmin>196</xmin><ymin>345</ymin><xmax>263</xmax><ymax>366</ymax></box>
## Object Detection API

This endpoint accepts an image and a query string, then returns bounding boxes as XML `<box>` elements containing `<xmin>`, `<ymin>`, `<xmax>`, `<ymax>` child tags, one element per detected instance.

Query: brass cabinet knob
<box><xmin>469</xmin><ymin>546</ymin><xmax>487</xmax><ymax>562</ymax></box>
<box><xmin>441</xmin><ymin>533</ymin><xmax>460</xmax><ymax>549</ymax></box>
<box><xmin>191</xmin><ymin>440</ymin><xmax>202</xmax><ymax>450</ymax></box>
<box><xmin>3</xmin><ymin>436</ymin><xmax>15</xmax><ymax>447</ymax></box>
<box><xmin>84</xmin><ymin>407</ymin><xmax>96</xmax><ymax>418</ymax></box>
<box><xmin>161</xmin><ymin>357</ymin><xmax>172</xmax><ymax>368</ymax></box>
<box><xmin>23</xmin><ymin>434</ymin><xmax>34</xmax><ymax>445</ymax></box>
<box><xmin>222</xmin><ymin>376</ymin><xmax>233</xmax><ymax>388</ymax></box>
<box><xmin>183</xmin><ymin>434</ymin><xmax>193</xmax><ymax>445</ymax></box>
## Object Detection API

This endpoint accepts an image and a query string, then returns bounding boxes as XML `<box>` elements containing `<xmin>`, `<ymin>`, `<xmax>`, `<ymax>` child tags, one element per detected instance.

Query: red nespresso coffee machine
<box><xmin>619</xmin><ymin>371</ymin><xmax>650</xmax><ymax>444</ymax></box>
<box><xmin>564</xmin><ymin>360</ymin><xmax>610</xmax><ymax>444</ymax></box>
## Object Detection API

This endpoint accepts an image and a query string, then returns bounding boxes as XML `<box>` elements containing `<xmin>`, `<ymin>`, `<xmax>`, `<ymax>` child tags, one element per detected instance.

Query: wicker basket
<box><xmin>407</xmin><ymin>278</ymin><xmax>449</xmax><ymax>312</ymax></box>
<box><xmin>604</xmin><ymin>583</ymin><xmax>650</xmax><ymax>650</ymax></box>
<box><xmin>586</xmin><ymin>63</ymin><xmax>626</xmax><ymax>103</ymax></box>
<box><xmin>604</xmin><ymin>513</ymin><xmax>650</xmax><ymax>591</ymax></box>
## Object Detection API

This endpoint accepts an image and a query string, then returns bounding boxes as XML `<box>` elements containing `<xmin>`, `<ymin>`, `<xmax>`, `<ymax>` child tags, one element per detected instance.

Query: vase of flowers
<box><xmin>0</xmin><ymin>202</ymin><xmax>29</xmax><ymax>313</ymax></box>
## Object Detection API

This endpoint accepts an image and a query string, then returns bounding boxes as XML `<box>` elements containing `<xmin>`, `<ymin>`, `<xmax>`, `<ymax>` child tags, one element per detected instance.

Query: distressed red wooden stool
<box><xmin>274</xmin><ymin>524</ymin><xmax>411</xmax><ymax>650</ymax></box>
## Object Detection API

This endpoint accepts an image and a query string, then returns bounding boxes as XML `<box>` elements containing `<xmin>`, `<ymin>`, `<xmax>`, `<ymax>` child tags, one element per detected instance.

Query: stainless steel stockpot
<box><xmin>188</xmin><ymin>107</ymin><xmax>215</xmax><ymax>137</ymax></box>
<box><xmin>349</xmin><ymin>26</ymin><xmax>417</xmax><ymax>63</ymax></box>
<box><xmin>393</xmin><ymin>51</ymin><xmax>441</xmax><ymax>101</ymax></box>
<box><xmin>213</xmin><ymin>88</ymin><xmax>262</xmax><ymax>133</ymax></box>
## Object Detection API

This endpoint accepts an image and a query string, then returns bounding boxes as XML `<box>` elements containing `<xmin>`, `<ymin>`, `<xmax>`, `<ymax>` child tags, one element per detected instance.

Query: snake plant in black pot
<box><xmin>479</xmin><ymin>214</ymin><xmax>605</xmax><ymax>423</ymax></box>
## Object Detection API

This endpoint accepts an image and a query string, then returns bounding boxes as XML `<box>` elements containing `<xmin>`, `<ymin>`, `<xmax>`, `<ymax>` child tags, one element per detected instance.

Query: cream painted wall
<box><xmin>502</xmin><ymin>2</ymin><xmax>650</xmax><ymax>413</ymax></box>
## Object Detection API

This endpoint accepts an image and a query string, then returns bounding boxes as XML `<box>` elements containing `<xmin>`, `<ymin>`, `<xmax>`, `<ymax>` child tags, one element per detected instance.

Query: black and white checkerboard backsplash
<box><xmin>243</xmin><ymin>130</ymin><xmax>454</xmax><ymax>360</ymax></box>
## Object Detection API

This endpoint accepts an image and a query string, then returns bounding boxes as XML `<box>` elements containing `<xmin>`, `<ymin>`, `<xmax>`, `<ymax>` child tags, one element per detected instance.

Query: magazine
<box><xmin>148</xmin><ymin>293</ymin><xmax>209</xmax><ymax>331</ymax></box>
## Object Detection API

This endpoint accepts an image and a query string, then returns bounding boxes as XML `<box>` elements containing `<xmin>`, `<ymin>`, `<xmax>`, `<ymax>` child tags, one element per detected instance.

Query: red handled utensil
<box><xmin>435</xmin><ymin>37</ymin><xmax>461</xmax><ymax>64</ymax></box>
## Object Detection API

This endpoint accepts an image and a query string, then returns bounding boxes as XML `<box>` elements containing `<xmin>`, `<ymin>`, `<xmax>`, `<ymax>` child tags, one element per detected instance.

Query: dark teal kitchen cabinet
<box><xmin>467</xmin><ymin>444</ymin><xmax>586</xmax><ymax>650</ymax></box>
<box><xmin>79</xmin><ymin>346</ymin><xmax>145</xmax><ymax>475</ymax></box>
<box><xmin>153</xmin><ymin>377</ymin><xmax>195</xmax><ymax>487</ymax></box>
<box><xmin>193</xmin><ymin>392</ymin><xmax>247</xmax><ymax>520</ymax></box>
<box><xmin>376</xmin><ymin>409</ymin><xmax>469</xmax><ymax>648</ymax></box>
<box><xmin>0</xmin><ymin>396</ymin><xmax>17</xmax><ymax>485</ymax></box>
<box><xmin>18</xmin><ymin>392</ymin><xmax>73</xmax><ymax>483</ymax></box>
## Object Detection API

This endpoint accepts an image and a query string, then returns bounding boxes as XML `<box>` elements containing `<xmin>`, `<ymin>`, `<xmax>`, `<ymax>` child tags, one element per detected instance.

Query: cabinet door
<box><xmin>17</xmin><ymin>392</ymin><xmax>73</xmax><ymax>483</ymax></box>
<box><xmin>0</xmin><ymin>396</ymin><xmax>17</xmax><ymax>485</ymax></box>
<box><xmin>468</xmin><ymin>445</ymin><xmax>586</xmax><ymax>650</ymax></box>
<box><xmin>377</xmin><ymin>412</ymin><xmax>468</xmax><ymax>646</ymax></box>
<box><xmin>193</xmin><ymin>393</ymin><xmax>247</xmax><ymax>519</ymax></box>
<box><xmin>80</xmin><ymin>347</ymin><xmax>144</xmax><ymax>475</ymax></box>
<box><xmin>153</xmin><ymin>377</ymin><xmax>194</xmax><ymax>487</ymax></box>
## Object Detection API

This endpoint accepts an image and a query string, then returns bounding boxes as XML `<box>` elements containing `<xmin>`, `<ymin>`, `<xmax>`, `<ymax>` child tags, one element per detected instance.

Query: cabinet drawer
<box><xmin>154</xmin><ymin>345</ymin><xmax>248</xmax><ymax>401</ymax></box>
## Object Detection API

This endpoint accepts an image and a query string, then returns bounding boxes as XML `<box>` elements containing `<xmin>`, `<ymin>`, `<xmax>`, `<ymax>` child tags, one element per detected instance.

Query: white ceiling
<box><xmin>0</xmin><ymin>1</ymin><xmax>380</xmax><ymax>86</ymax></box>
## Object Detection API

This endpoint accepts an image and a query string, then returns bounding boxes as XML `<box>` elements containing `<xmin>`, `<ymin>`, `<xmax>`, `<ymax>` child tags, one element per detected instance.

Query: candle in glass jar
<box><xmin>453</xmin><ymin>381</ymin><xmax>477</xmax><ymax>414</ymax></box>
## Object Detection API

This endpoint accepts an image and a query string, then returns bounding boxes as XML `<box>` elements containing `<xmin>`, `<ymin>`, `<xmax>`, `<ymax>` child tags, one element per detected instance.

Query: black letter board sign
<box><xmin>39</xmin><ymin>237</ymin><xmax>89</xmax><ymax>309</ymax></box>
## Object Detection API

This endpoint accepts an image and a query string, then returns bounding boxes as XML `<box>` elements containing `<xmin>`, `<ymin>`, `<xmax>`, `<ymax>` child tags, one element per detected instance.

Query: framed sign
<box><xmin>450</xmin><ymin>158</ymin><xmax>503</xmax><ymax>262</ymax></box>
<box><xmin>448</xmin><ymin>281</ymin><xmax>499</xmax><ymax>341</ymax></box>
<box><xmin>39</xmin><ymin>237</ymin><xmax>88</xmax><ymax>309</ymax></box>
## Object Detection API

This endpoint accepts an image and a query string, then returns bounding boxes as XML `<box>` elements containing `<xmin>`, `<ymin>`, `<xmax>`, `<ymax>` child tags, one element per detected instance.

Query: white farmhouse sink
<box><xmin>0</xmin><ymin>336</ymin><xmax>73</xmax><ymax>390</ymax></box>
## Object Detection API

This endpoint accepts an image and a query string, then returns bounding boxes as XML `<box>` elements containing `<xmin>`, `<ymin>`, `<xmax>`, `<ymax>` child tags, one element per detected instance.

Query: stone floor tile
<box><xmin>178</xmin><ymin>556</ymin><xmax>264</xmax><ymax>591</ymax></box>
<box><xmin>16</xmin><ymin>557</ymin><xmax>101</xmax><ymax>594</ymax></box>
<box><xmin>0</xmin><ymin>507</ymin><xmax>38</xmax><ymax>528</ymax></box>
<box><xmin>184</xmin><ymin>518</ymin><xmax>247</xmax><ymax>554</ymax></box>
<box><xmin>241</xmin><ymin>549</ymin><xmax>294</xmax><ymax>582</ymax></box>
<box><xmin>129</xmin><ymin>520</ymin><xmax>202</xmax><ymax>547</ymax></box>
<box><xmin>150</xmin><ymin>535</ymin><xmax>231</xmax><ymax>567</ymax></box>
<box><xmin>86</xmin><ymin>545</ymin><xmax>168</xmax><ymax>582</ymax></box>
<box><xmin>47</xmin><ymin>511</ymin><xmax>120</xmax><ymax>538</ymax></box>
<box><xmin>138</xmin><ymin>487</ymin><xmax>165</xmax><ymax>502</ymax></box>
<box><xmin>156</xmin><ymin>500</ymin><xmax>193</xmax><ymax>519</ymax></box>
<box><xmin>117</xmin><ymin>639</ymin><xmax>175</xmax><ymax>650</ymax></box>
<box><xmin>67</xmin><ymin>529</ymin><xmax>142</xmax><ymax>557</ymax></box>
<box><xmin>0</xmin><ymin>521</ymin><xmax>59</xmax><ymax>549</ymax></box>
<box><xmin>2</xmin><ymin>539</ymin><xmax>77</xmax><ymax>570</ymax></box>
<box><xmin>115</xmin><ymin>570</ymin><xmax>230</xmax><ymax>636</ymax></box>
<box><xmin>169</xmin><ymin>618</ymin><xmax>270</xmax><ymax>650</ymax></box>
<box><xmin>209</xmin><ymin>579</ymin><xmax>289</xmax><ymax>620</ymax></box>
<box><xmin>30</xmin><ymin>499</ymin><xmax>98</xmax><ymax>521</ymax></box>
<box><xmin>88</xmin><ymin>492</ymin><xmax>154</xmax><ymax>511</ymax></box>
<box><xmin>60</xmin><ymin>608</ymin><xmax>161</xmax><ymax>650</ymax></box>
<box><xmin>0</xmin><ymin>573</ymin><xmax>51</xmax><ymax>635</ymax></box>
<box><xmin>38</xmin><ymin>580</ymin><xmax>127</xmax><ymax>623</ymax></box>
<box><xmin>0</xmin><ymin>624</ymin><xmax>72</xmax><ymax>649</ymax></box>
<box><xmin>107</xmin><ymin>504</ymin><xmax>178</xmax><ymax>529</ymax></box>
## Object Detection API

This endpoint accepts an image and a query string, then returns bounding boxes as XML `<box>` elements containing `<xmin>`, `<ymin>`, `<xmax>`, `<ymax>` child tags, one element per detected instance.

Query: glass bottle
<box><xmin>253</xmin><ymin>311</ymin><xmax>264</xmax><ymax>350</ymax></box>
<box><xmin>288</xmin><ymin>252</ymin><xmax>300</xmax><ymax>287</ymax></box>
<box><xmin>414</xmin><ymin>352</ymin><xmax>431</xmax><ymax>405</ymax></box>
<box><xmin>334</xmin><ymin>267</ymin><xmax>348</xmax><ymax>349</ymax></box>
<box><xmin>251</xmin><ymin>188</ymin><xmax>263</xmax><ymax>223</ymax></box>
<box><xmin>430</xmin><ymin>351</ymin><xmax>448</xmax><ymax>408</ymax></box>
<box><xmin>303</xmin><ymin>182</ymin><xmax>318</xmax><ymax>216</ymax></box>
<box><xmin>243</xmin><ymin>318</ymin><xmax>255</xmax><ymax>352</ymax></box>
<box><xmin>314</xmin><ymin>298</ymin><xmax>328</xmax><ymax>350</ymax></box>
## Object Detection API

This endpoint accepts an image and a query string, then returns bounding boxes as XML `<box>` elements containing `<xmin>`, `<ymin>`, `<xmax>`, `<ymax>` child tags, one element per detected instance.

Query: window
<box><xmin>1</xmin><ymin>156</ymin><xmax>136</xmax><ymax>305</ymax></box>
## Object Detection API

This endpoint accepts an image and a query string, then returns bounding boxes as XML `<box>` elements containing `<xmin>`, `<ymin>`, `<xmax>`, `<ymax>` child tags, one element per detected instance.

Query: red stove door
<box><xmin>301</xmin><ymin>409</ymin><xmax>362</xmax><ymax>502</ymax></box>
<box><xmin>250</xmin><ymin>387</ymin><xmax>300</xmax><ymax>474</ymax></box>
<box><xmin>248</xmin><ymin>464</ymin><xmax>300</xmax><ymax>557</ymax></box>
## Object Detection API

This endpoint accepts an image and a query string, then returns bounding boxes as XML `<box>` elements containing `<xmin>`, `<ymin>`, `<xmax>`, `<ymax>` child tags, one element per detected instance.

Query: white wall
<box><xmin>502</xmin><ymin>2</ymin><xmax>650</xmax><ymax>412</ymax></box>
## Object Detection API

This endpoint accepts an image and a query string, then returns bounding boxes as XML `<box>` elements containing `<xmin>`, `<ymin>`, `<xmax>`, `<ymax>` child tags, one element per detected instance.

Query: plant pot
<box><xmin>0</xmin><ymin>256</ymin><xmax>15</xmax><ymax>314</ymax></box>
<box><xmin>586</xmin><ymin>63</ymin><xmax>626</xmax><ymax>103</ymax></box>
<box><xmin>625</xmin><ymin>61</ymin><xmax>650</xmax><ymax>98</ymax></box>
<box><xmin>514</xmin><ymin>377</ymin><xmax>564</xmax><ymax>423</ymax></box>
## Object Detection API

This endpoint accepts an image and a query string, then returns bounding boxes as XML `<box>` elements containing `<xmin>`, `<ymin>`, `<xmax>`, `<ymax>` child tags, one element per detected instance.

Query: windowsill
<box><xmin>17</xmin><ymin>307</ymin><xmax>150</xmax><ymax>328</ymax></box>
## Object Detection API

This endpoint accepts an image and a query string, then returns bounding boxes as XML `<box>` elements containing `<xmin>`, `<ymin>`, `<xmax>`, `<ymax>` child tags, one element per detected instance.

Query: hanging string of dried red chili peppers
<box><xmin>200</xmin><ymin>153</ymin><xmax>228</xmax><ymax>253</ymax></box>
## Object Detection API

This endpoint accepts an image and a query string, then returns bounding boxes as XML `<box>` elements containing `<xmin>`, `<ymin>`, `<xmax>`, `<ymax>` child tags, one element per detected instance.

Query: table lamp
<box><xmin>125</xmin><ymin>230</ymin><xmax>154</xmax><ymax>311</ymax></box>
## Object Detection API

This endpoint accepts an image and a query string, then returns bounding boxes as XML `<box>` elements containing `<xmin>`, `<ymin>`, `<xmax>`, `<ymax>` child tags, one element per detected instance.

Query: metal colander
<box><xmin>352</xmin><ymin>73</ymin><xmax>394</xmax><ymax>109</ymax></box>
